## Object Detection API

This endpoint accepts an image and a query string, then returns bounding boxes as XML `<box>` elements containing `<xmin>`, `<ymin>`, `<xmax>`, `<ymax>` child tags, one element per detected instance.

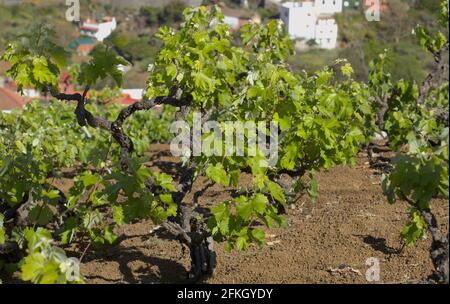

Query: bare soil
<box><xmin>60</xmin><ymin>144</ymin><xmax>450</xmax><ymax>284</ymax></box>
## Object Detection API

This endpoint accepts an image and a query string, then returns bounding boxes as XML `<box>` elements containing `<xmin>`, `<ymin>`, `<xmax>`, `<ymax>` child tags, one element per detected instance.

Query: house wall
<box><xmin>121</xmin><ymin>89</ymin><xmax>144</xmax><ymax>100</ymax></box>
<box><xmin>315</xmin><ymin>18</ymin><xmax>338</xmax><ymax>49</ymax></box>
<box><xmin>95</xmin><ymin>18</ymin><xmax>117</xmax><ymax>42</ymax></box>
<box><xmin>281</xmin><ymin>2</ymin><xmax>317</xmax><ymax>40</ymax></box>
<box><xmin>280</xmin><ymin>1</ymin><xmax>342</xmax><ymax>49</ymax></box>
<box><xmin>80</xmin><ymin>18</ymin><xmax>116</xmax><ymax>42</ymax></box>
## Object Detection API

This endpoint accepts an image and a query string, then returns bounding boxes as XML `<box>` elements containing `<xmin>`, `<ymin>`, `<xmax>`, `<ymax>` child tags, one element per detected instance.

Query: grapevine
<box><xmin>0</xmin><ymin>3</ymin><xmax>448</xmax><ymax>284</ymax></box>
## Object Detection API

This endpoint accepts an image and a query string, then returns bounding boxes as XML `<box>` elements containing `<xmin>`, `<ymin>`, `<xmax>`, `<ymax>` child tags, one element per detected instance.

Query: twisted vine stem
<box><xmin>45</xmin><ymin>85</ymin><xmax>215</xmax><ymax>281</ymax></box>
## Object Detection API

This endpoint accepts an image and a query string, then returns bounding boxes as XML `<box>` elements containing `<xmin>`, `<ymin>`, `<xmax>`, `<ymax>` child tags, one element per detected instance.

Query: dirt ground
<box><xmin>61</xmin><ymin>144</ymin><xmax>449</xmax><ymax>284</ymax></box>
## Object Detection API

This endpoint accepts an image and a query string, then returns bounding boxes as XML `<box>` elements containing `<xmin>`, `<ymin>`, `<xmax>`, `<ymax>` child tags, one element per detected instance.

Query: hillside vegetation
<box><xmin>1</xmin><ymin>0</ymin><xmax>446</xmax><ymax>85</ymax></box>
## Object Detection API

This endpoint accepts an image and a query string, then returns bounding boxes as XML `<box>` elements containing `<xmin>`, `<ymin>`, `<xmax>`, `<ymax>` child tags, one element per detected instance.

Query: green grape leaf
<box><xmin>206</xmin><ymin>163</ymin><xmax>230</xmax><ymax>186</ymax></box>
<box><xmin>112</xmin><ymin>205</ymin><xmax>125</xmax><ymax>226</ymax></box>
<box><xmin>0</xmin><ymin>214</ymin><xmax>5</xmax><ymax>245</ymax></box>
<box><xmin>29</xmin><ymin>204</ymin><xmax>54</xmax><ymax>226</ymax></box>
<box><xmin>267</xmin><ymin>181</ymin><xmax>286</xmax><ymax>206</ymax></box>
<box><xmin>236</xmin><ymin>235</ymin><xmax>248</xmax><ymax>251</ymax></box>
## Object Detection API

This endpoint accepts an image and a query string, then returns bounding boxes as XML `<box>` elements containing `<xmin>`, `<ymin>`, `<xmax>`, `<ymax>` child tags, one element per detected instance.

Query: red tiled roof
<box><xmin>58</xmin><ymin>72</ymin><xmax>77</xmax><ymax>94</ymax></box>
<box><xmin>85</xmin><ymin>18</ymin><xmax>97</xmax><ymax>24</ymax></box>
<box><xmin>119</xmin><ymin>94</ymin><xmax>136</xmax><ymax>105</ymax></box>
<box><xmin>58</xmin><ymin>83</ymin><xmax>77</xmax><ymax>95</ymax></box>
<box><xmin>77</xmin><ymin>44</ymin><xmax>95</xmax><ymax>56</ymax></box>
<box><xmin>80</xmin><ymin>25</ymin><xmax>98</xmax><ymax>32</ymax></box>
<box><xmin>0</xmin><ymin>87</ymin><xmax>28</xmax><ymax>111</ymax></box>
<box><xmin>364</xmin><ymin>0</ymin><xmax>389</xmax><ymax>12</ymax></box>
<box><xmin>60</xmin><ymin>71</ymin><xmax>71</xmax><ymax>82</ymax></box>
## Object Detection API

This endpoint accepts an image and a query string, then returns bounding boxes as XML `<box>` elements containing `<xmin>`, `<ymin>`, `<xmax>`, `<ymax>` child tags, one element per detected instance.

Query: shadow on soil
<box><xmin>80</xmin><ymin>245</ymin><xmax>187</xmax><ymax>283</ymax></box>
<box><xmin>358</xmin><ymin>235</ymin><xmax>404</xmax><ymax>255</ymax></box>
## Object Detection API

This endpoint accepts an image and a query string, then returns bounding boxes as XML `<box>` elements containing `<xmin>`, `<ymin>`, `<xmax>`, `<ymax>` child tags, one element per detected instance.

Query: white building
<box><xmin>280</xmin><ymin>1</ymin><xmax>317</xmax><ymax>40</ymax></box>
<box><xmin>315</xmin><ymin>0</ymin><xmax>343</xmax><ymax>14</ymax></box>
<box><xmin>80</xmin><ymin>16</ymin><xmax>117</xmax><ymax>42</ymax></box>
<box><xmin>280</xmin><ymin>0</ymin><xmax>342</xmax><ymax>49</ymax></box>
<box><xmin>314</xmin><ymin>17</ymin><xmax>338</xmax><ymax>49</ymax></box>
<box><xmin>121</xmin><ymin>89</ymin><xmax>144</xmax><ymax>100</ymax></box>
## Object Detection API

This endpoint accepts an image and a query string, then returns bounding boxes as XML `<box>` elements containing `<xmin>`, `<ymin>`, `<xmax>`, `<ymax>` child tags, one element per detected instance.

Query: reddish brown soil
<box><xmin>60</xmin><ymin>144</ymin><xmax>449</xmax><ymax>284</ymax></box>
